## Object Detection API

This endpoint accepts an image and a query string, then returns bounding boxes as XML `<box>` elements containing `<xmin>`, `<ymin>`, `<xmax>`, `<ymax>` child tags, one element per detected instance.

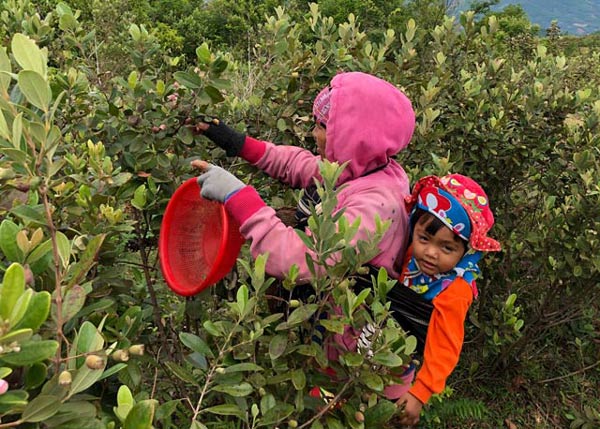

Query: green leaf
<box><xmin>0</xmin><ymin>367</ymin><xmax>12</xmax><ymax>378</ymax></box>
<box><xmin>404</xmin><ymin>335</ymin><xmax>417</xmax><ymax>356</ymax></box>
<box><xmin>190</xmin><ymin>420</ymin><xmax>208</xmax><ymax>429</ymax></box>
<box><xmin>268</xmin><ymin>334</ymin><xmax>287</xmax><ymax>360</ymax></box>
<box><xmin>0</xmin><ymin>262</ymin><xmax>25</xmax><ymax>320</ymax></box>
<box><xmin>202</xmin><ymin>320</ymin><xmax>222</xmax><ymax>337</ymax></box>
<box><xmin>68</xmin><ymin>363</ymin><xmax>105</xmax><ymax>398</ymax></box>
<box><xmin>56</xmin><ymin>284</ymin><xmax>86</xmax><ymax>323</ymax></box>
<box><xmin>0</xmin><ymin>220</ymin><xmax>24</xmax><ymax>262</ymax></box>
<box><xmin>174</xmin><ymin>71</ymin><xmax>203</xmax><ymax>89</ymax></box>
<box><xmin>196</xmin><ymin>43</ymin><xmax>211</xmax><ymax>64</ymax></box>
<box><xmin>179</xmin><ymin>332</ymin><xmax>214</xmax><ymax>358</ymax></box>
<box><xmin>23</xmin><ymin>362</ymin><xmax>47</xmax><ymax>389</ymax></box>
<box><xmin>114</xmin><ymin>385</ymin><xmax>134</xmax><ymax>422</ymax></box>
<box><xmin>66</xmin><ymin>234</ymin><xmax>105</xmax><ymax>287</ymax></box>
<box><xmin>280</xmin><ymin>304</ymin><xmax>318</xmax><ymax>328</ymax></box>
<box><xmin>26</xmin><ymin>239</ymin><xmax>53</xmax><ymax>265</ymax></box>
<box><xmin>372</xmin><ymin>351</ymin><xmax>404</xmax><ymax>368</ymax></box>
<box><xmin>56</xmin><ymin>231</ymin><xmax>71</xmax><ymax>269</ymax></box>
<box><xmin>361</xmin><ymin>372</ymin><xmax>383</xmax><ymax>391</ymax></box>
<box><xmin>98</xmin><ymin>363</ymin><xmax>127</xmax><ymax>381</ymax></box>
<box><xmin>10</xmin><ymin>204</ymin><xmax>46</xmax><ymax>225</ymax></box>
<box><xmin>18</xmin><ymin>70</ymin><xmax>51</xmax><ymax>111</ymax></box>
<box><xmin>340</xmin><ymin>352</ymin><xmax>364</xmax><ymax>367</ymax></box>
<box><xmin>165</xmin><ymin>362</ymin><xmax>198</xmax><ymax>385</ymax></box>
<box><xmin>11</xmin><ymin>34</ymin><xmax>46</xmax><ymax>76</ymax></box>
<box><xmin>21</xmin><ymin>395</ymin><xmax>61</xmax><ymax>422</ymax></box>
<box><xmin>10</xmin><ymin>288</ymin><xmax>32</xmax><ymax>326</ymax></box>
<box><xmin>131</xmin><ymin>184</ymin><xmax>147</xmax><ymax>210</ymax></box>
<box><xmin>0</xmin><ymin>47</ymin><xmax>12</xmax><ymax>93</ymax></box>
<box><xmin>0</xmin><ymin>147</ymin><xmax>28</xmax><ymax>164</ymax></box>
<box><xmin>211</xmin><ymin>58</ymin><xmax>228</xmax><ymax>74</ymax></box>
<box><xmin>117</xmin><ymin>385</ymin><xmax>134</xmax><ymax>407</ymax></box>
<box><xmin>352</xmin><ymin>288</ymin><xmax>371</xmax><ymax>312</ymax></box>
<box><xmin>212</xmin><ymin>382</ymin><xmax>254</xmax><ymax>397</ymax></box>
<box><xmin>0</xmin><ymin>328</ymin><xmax>32</xmax><ymax>344</ymax></box>
<box><xmin>204</xmin><ymin>85</ymin><xmax>224</xmax><ymax>103</ymax></box>
<box><xmin>14</xmin><ymin>291</ymin><xmax>51</xmax><ymax>331</ymax></box>
<box><xmin>0</xmin><ymin>109</ymin><xmax>9</xmax><ymax>140</ymax></box>
<box><xmin>291</xmin><ymin>369</ymin><xmax>306</xmax><ymax>390</ymax></box>
<box><xmin>236</xmin><ymin>284</ymin><xmax>249</xmax><ymax>315</ymax></box>
<box><xmin>223</xmin><ymin>363</ymin><xmax>264</xmax><ymax>373</ymax></box>
<box><xmin>124</xmin><ymin>399</ymin><xmax>158</xmax><ymax>429</ymax></box>
<box><xmin>363</xmin><ymin>400</ymin><xmax>396</xmax><ymax>427</ymax></box>
<box><xmin>260</xmin><ymin>403</ymin><xmax>294</xmax><ymax>426</ymax></box>
<box><xmin>202</xmin><ymin>404</ymin><xmax>244</xmax><ymax>417</ymax></box>
<box><xmin>0</xmin><ymin>340</ymin><xmax>58</xmax><ymax>365</ymax></box>
<box><xmin>319</xmin><ymin>318</ymin><xmax>345</xmax><ymax>334</ymax></box>
<box><xmin>72</xmin><ymin>321</ymin><xmax>104</xmax><ymax>365</ymax></box>
<box><xmin>0</xmin><ymin>390</ymin><xmax>28</xmax><ymax>414</ymax></box>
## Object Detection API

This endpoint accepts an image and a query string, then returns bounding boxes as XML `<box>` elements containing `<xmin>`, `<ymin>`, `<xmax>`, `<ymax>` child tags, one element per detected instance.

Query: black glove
<box><xmin>200</xmin><ymin>118</ymin><xmax>246</xmax><ymax>157</ymax></box>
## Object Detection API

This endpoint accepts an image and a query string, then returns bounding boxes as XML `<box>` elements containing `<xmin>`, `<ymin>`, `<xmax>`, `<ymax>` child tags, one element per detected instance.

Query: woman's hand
<box><xmin>191</xmin><ymin>160</ymin><xmax>245</xmax><ymax>203</ymax></box>
<box><xmin>190</xmin><ymin>118</ymin><xmax>245</xmax><ymax>157</ymax></box>
<box><xmin>395</xmin><ymin>392</ymin><xmax>423</xmax><ymax>427</ymax></box>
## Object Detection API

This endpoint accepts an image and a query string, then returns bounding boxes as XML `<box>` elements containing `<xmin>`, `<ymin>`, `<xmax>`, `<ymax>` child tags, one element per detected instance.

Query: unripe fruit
<box><xmin>355</xmin><ymin>411</ymin><xmax>365</xmax><ymax>422</ymax></box>
<box><xmin>58</xmin><ymin>370</ymin><xmax>72</xmax><ymax>386</ymax></box>
<box><xmin>111</xmin><ymin>349</ymin><xmax>130</xmax><ymax>362</ymax></box>
<box><xmin>85</xmin><ymin>355</ymin><xmax>105</xmax><ymax>370</ymax></box>
<box><xmin>128</xmin><ymin>344</ymin><xmax>145</xmax><ymax>356</ymax></box>
<box><xmin>215</xmin><ymin>367</ymin><xmax>226</xmax><ymax>374</ymax></box>
<box><xmin>289</xmin><ymin>299</ymin><xmax>300</xmax><ymax>308</ymax></box>
<box><xmin>288</xmin><ymin>419</ymin><xmax>298</xmax><ymax>428</ymax></box>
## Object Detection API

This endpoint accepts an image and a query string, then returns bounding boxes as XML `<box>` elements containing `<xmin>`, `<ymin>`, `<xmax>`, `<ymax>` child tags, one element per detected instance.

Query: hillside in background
<box><xmin>456</xmin><ymin>0</ymin><xmax>600</xmax><ymax>35</ymax></box>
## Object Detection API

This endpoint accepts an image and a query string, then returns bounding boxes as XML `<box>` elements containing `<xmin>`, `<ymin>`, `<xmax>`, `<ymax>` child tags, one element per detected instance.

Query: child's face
<box><xmin>412</xmin><ymin>217</ymin><xmax>466</xmax><ymax>276</ymax></box>
<box><xmin>312</xmin><ymin>120</ymin><xmax>327</xmax><ymax>159</ymax></box>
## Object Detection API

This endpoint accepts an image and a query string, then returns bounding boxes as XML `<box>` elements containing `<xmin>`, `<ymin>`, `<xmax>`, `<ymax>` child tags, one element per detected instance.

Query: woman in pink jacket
<box><xmin>192</xmin><ymin>72</ymin><xmax>415</xmax><ymax>282</ymax></box>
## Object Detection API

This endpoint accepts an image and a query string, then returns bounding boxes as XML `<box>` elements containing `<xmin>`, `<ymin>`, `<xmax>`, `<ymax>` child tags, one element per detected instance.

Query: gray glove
<box><xmin>197</xmin><ymin>164</ymin><xmax>245</xmax><ymax>203</ymax></box>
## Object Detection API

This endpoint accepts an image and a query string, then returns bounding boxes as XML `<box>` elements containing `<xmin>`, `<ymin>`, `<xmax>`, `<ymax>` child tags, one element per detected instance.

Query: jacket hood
<box><xmin>323</xmin><ymin>72</ymin><xmax>415</xmax><ymax>183</ymax></box>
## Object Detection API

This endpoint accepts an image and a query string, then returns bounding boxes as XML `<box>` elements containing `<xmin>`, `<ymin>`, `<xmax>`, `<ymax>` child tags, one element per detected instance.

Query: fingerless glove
<box><xmin>202</xmin><ymin>119</ymin><xmax>246</xmax><ymax>157</ymax></box>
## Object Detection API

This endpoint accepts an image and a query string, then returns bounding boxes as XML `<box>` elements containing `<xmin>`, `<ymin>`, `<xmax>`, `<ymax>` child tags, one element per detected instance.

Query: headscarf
<box><xmin>402</xmin><ymin>174</ymin><xmax>501</xmax><ymax>299</ymax></box>
<box><xmin>313</xmin><ymin>85</ymin><xmax>332</xmax><ymax>126</ymax></box>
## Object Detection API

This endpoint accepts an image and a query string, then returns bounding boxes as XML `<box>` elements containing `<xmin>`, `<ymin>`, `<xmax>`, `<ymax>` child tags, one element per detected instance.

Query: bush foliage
<box><xmin>0</xmin><ymin>1</ymin><xmax>598</xmax><ymax>428</ymax></box>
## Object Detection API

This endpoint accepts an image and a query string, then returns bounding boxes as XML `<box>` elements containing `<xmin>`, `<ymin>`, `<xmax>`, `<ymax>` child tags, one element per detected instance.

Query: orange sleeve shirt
<box><xmin>408</xmin><ymin>276</ymin><xmax>473</xmax><ymax>404</ymax></box>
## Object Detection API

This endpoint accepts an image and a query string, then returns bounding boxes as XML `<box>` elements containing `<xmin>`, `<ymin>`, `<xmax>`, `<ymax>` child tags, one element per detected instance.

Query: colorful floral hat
<box><xmin>406</xmin><ymin>174</ymin><xmax>501</xmax><ymax>252</ymax></box>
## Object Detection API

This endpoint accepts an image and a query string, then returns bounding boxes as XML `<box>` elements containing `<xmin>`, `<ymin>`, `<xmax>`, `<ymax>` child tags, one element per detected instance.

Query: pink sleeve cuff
<box><xmin>239</xmin><ymin>136</ymin><xmax>266</xmax><ymax>164</ymax></box>
<box><xmin>224</xmin><ymin>186</ymin><xmax>267</xmax><ymax>226</ymax></box>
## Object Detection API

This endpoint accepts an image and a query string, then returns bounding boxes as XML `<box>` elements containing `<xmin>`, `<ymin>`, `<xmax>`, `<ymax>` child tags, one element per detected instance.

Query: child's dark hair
<box><xmin>412</xmin><ymin>208</ymin><xmax>469</xmax><ymax>252</ymax></box>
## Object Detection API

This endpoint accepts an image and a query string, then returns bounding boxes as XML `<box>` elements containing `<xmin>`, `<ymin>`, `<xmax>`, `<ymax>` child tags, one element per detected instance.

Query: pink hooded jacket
<box><xmin>224</xmin><ymin>72</ymin><xmax>415</xmax><ymax>281</ymax></box>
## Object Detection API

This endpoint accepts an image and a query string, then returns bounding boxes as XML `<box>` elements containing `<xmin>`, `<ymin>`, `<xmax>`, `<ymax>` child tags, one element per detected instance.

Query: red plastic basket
<box><xmin>159</xmin><ymin>178</ymin><xmax>245</xmax><ymax>296</ymax></box>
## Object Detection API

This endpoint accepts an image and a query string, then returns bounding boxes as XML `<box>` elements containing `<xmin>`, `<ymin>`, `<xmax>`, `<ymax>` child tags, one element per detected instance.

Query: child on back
<box><xmin>383</xmin><ymin>173</ymin><xmax>501</xmax><ymax>426</ymax></box>
<box><xmin>191</xmin><ymin>72</ymin><xmax>415</xmax><ymax>282</ymax></box>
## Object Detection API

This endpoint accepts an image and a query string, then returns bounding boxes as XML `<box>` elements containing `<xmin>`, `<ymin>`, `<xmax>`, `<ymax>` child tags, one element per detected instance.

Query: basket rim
<box><xmin>159</xmin><ymin>177</ymin><xmax>231</xmax><ymax>296</ymax></box>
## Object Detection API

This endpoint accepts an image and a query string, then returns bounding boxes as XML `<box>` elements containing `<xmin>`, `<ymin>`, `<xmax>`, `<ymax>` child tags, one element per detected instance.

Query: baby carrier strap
<box><xmin>386</xmin><ymin>284</ymin><xmax>433</xmax><ymax>354</ymax></box>
<box><xmin>354</xmin><ymin>265</ymin><xmax>433</xmax><ymax>355</ymax></box>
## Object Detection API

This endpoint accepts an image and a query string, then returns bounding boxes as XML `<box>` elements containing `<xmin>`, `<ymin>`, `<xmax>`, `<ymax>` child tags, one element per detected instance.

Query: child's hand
<box><xmin>395</xmin><ymin>392</ymin><xmax>423</xmax><ymax>426</ymax></box>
